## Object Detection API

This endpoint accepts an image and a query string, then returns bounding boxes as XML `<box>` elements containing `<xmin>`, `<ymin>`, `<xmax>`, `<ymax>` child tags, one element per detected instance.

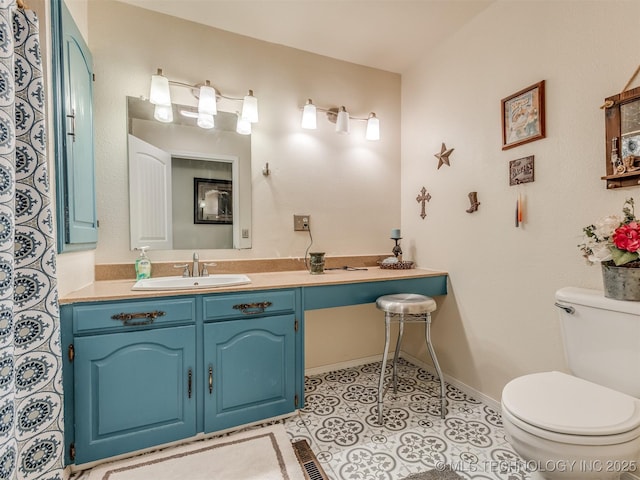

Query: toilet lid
<box><xmin>502</xmin><ymin>371</ymin><xmax>640</xmax><ymax>436</ymax></box>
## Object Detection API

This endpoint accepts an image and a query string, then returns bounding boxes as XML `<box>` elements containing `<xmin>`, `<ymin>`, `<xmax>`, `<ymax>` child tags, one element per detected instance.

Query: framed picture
<box><xmin>501</xmin><ymin>80</ymin><xmax>545</xmax><ymax>150</ymax></box>
<box><xmin>194</xmin><ymin>178</ymin><xmax>232</xmax><ymax>224</ymax></box>
<box><xmin>509</xmin><ymin>155</ymin><xmax>535</xmax><ymax>186</ymax></box>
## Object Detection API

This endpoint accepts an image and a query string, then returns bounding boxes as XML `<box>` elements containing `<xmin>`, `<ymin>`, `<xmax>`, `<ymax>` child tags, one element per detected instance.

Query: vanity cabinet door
<box><xmin>203</xmin><ymin>314</ymin><xmax>296</xmax><ymax>432</ymax></box>
<box><xmin>73</xmin><ymin>325</ymin><xmax>196</xmax><ymax>464</ymax></box>
<box><xmin>51</xmin><ymin>0</ymin><xmax>98</xmax><ymax>251</ymax></box>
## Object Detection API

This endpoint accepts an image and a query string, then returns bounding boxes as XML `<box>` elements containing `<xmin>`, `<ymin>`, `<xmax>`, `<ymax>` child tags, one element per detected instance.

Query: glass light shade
<box><xmin>365</xmin><ymin>113</ymin><xmax>380</xmax><ymax>141</ymax></box>
<box><xmin>241</xmin><ymin>90</ymin><xmax>259</xmax><ymax>123</ymax></box>
<box><xmin>149</xmin><ymin>70</ymin><xmax>171</xmax><ymax>106</ymax></box>
<box><xmin>153</xmin><ymin>104</ymin><xmax>173</xmax><ymax>123</ymax></box>
<box><xmin>197</xmin><ymin>113</ymin><xmax>215</xmax><ymax>129</ymax></box>
<box><xmin>198</xmin><ymin>84</ymin><xmax>217</xmax><ymax>116</ymax></box>
<box><xmin>236</xmin><ymin>115</ymin><xmax>251</xmax><ymax>135</ymax></box>
<box><xmin>336</xmin><ymin>106</ymin><xmax>350</xmax><ymax>134</ymax></box>
<box><xmin>301</xmin><ymin>100</ymin><xmax>317</xmax><ymax>130</ymax></box>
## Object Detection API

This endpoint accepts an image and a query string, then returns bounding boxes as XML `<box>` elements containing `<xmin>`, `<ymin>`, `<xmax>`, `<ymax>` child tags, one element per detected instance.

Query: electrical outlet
<box><xmin>294</xmin><ymin>215</ymin><xmax>310</xmax><ymax>231</ymax></box>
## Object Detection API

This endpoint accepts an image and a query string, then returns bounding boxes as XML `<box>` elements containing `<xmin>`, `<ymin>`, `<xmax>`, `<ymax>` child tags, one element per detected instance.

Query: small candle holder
<box><xmin>391</xmin><ymin>237</ymin><xmax>403</xmax><ymax>261</ymax></box>
<box><xmin>379</xmin><ymin>235</ymin><xmax>414</xmax><ymax>270</ymax></box>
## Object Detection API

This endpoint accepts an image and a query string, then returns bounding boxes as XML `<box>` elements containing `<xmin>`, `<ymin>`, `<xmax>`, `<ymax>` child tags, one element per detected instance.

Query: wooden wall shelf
<box><xmin>603</xmin><ymin>85</ymin><xmax>640</xmax><ymax>189</ymax></box>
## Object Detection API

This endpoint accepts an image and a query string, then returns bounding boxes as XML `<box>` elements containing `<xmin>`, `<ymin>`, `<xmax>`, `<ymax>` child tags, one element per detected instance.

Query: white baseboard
<box><xmin>305</xmin><ymin>354</ymin><xmax>386</xmax><ymax>376</ymax></box>
<box><xmin>400</xmin><ymin>351</ymin><xmax>501</xmax><ymax>412</ymax></box>
<box><xmin>304</xmin><ymin>351</ymin><xmax>501</xmax><ymax>412</ymax></box>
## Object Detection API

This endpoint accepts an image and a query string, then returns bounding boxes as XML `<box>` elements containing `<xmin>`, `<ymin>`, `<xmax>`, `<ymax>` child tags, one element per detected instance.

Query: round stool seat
<box><xmin>376</xmin><ymin>293</ymin><xmax>437</xmax><ymax>315</ymax></box>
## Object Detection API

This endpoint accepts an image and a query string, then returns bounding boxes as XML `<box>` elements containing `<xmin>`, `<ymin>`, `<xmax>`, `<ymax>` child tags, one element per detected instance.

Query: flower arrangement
<box><xmin>579</xmin><ymin>198</ymin><xmax>640</xmax><ymax>267</ymax></box>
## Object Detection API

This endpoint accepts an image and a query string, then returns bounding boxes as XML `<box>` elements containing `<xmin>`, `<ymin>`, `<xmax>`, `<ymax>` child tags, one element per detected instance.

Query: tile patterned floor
<box><xmin>283</xmin><ymin>359</ymin><xmax>530</xmax><ymax>480</ymax></box>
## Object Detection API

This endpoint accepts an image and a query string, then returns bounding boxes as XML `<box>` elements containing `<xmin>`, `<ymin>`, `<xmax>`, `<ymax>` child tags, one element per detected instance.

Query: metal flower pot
<box><xmin>601</xmin><ymin>262</ymin><xmax>640</xmax><ymax>301</ymax></box>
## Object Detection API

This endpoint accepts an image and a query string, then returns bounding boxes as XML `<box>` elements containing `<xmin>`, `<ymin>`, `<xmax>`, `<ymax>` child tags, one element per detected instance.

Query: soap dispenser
<box><xmin>135</xmin><ymin>246</ymin><xmax>152</xmax><ymax>280</ymax></box>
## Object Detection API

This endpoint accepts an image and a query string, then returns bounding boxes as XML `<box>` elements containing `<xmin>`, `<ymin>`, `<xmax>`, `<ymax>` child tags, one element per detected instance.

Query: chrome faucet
<box><xmin>192</xmin><ymin>252</ymin><xmax>200</xmax><ymax>277</ymax></box>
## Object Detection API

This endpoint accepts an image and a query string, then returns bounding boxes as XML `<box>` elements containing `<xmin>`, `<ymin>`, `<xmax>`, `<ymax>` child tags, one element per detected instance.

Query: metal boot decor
<box><xmin>466</xmin><ymin>191</ymin><xmax>480</xmax><ymax>213</ymax></box>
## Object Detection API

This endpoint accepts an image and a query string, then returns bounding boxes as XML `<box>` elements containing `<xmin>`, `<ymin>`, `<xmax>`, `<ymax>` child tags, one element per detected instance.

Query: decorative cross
<box><xmin>416</xmin><ymin>187</ymin><xmax>432</xmax><ymax>219</ymax></box>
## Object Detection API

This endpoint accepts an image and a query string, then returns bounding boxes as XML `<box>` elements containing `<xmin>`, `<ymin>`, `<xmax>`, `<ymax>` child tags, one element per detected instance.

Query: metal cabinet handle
<box><xmin>554</xmin><ymin>302</ymin><xmax>575</xmax><ymax>314</ymax></box>
<box><xmin>188</xmin><ymin>368</ymin><xmax>193</xmax><ymax>399</ymax></box>
<box><xmin>111</xmin><ymin>310</ymin><xmax>165</xmax><ymax>326</ymax></box>
<box><xmin>66</xmin><ymin>109</ymin><xmax>76</xmax><ymax>142</ymax></box>
<box><xmin>209</xmin><ymin>365</ymin><xmax>213</xmax><ymax>394</ymax></box>
<box><xmin>232</xmin><ymin>301</ymin><xmax>273</xmax><ymax>315</ymax></box>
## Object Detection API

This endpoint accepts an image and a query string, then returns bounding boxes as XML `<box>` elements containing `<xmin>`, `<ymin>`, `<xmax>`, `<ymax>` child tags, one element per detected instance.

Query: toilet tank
<box><xmin>555</xmin><ymin>287</ymin><xmax>640</xmax><ymax>398</ymax></box>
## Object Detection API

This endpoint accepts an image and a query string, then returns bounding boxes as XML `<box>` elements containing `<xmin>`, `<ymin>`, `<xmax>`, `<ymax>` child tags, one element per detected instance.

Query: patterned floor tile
<box><xmin>286</xmin><ymin>359</ymin><xmax>531</xmax><ymax>480</ymax></box>
<box><xmin>74</xmin><ymin>359</ymin><xmax>528</xmax><ymax>480</ymax></box>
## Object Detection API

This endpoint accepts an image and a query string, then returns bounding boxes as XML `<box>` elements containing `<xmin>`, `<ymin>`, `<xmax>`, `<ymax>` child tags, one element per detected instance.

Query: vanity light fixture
<box><xmin>197</xmin><ymin>113</ymin><xmax>215</xmax><ymax>129</ymax></box>
<box><xmin>241</xmin><ymin>90</ymin><xmax>259</xmax><ymax>123</ymax></box>
<box><xmin>153</xmin><ymin>104</ymin><xmax>173</xmax><ymax>123</ymax></box>
<box><xmin>149</xmin><ymin>68</ymin><xmax>258</xmax><ymax>131</ymax></box>
<box><xmin>301</xmin><ymin>99</ymin><xmax>317</xmax><ymax>130</ymax></box>
<box><xmin>198</xmin><ymin>81</ymin><xmax>217</xmax><ymax>116</ymax></box>
<box><xmin>335</xmin><ymin>106</ymin><xmax>350</xmax><ymax>135</ymax></box>
<box><xmin>236</xmin><ymin>113</ymin><xmax>251</xmax><ymax>135</ymax></box>
<box><xmin>149</xmin><ymin>69</ymin><xmax>171</xmax><ymax>106</ymax></box>
<box><xmin>300</xmin><ymin>99</ymin><xmax>379</xmax><ymax>141</ymax></box>
<box><xmin>365</xmin><ymin>113</ymin><xmax>380</xmax><ymax>141</ymax></box>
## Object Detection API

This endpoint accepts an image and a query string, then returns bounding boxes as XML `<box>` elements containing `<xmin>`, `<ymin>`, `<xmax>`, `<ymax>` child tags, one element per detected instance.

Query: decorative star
<box><xmin>434</xmin><ymin>143</ymin><xmax>454</xmax><ymax>169</ymax></box>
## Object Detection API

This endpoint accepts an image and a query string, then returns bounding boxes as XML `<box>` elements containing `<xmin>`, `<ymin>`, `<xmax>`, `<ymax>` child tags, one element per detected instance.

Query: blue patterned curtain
<box><xmin>0</xmin><ymin>1</ymin><xmax>64</xmax><ymax>479</ymax></box>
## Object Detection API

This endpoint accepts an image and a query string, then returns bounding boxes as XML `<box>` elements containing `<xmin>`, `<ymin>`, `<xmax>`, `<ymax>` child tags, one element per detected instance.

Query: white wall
<box><xmin>83</xmin><ymin>0</ymin><xmax>400</xmax><ymax>269</ymax></box>
<box><xmin>51</xmin><ymin>0</ymin><xmax>403</xmax><ymax>369</ymax></box>
<box><xmin>401</xmin><ymin>0</ymin><xmax>640</xmax><ymax>401</ymax></box>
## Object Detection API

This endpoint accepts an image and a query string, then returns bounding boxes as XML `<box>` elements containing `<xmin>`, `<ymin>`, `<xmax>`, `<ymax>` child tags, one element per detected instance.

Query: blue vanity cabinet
<box><xmin>202</xmin><ymin>290</ymin><xmax>301</xmax><ymax>432</ymax></box>
<box><xmin>51</xmin><ymin>0</ymin><xmax>98</xmax><ymax>252</ymax></box>
<box><xmin>61</xmin><ymin>288</ymin><xmax>304</xmax><ymax>466</ymax></box>
<box><xmin>62</xmin><ymin>297</ymin><xmax>197</xmax><ymax>465</ymax></box>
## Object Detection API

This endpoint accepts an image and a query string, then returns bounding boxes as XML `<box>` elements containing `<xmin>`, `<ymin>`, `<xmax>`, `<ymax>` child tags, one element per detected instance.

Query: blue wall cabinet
<box><xmin>51</xmin><ymin>0</ymin><xmax>98</xmax><ymax>252</ymax></box>
<box><xmin>73</xmin><ymin>326</ymin><xmax>197</xmax><ymax>464</ymax></box>
<box><xmin>203</xmin><ymin>314</ymin><xmax>297</xmax><ymax>432</ymax></box>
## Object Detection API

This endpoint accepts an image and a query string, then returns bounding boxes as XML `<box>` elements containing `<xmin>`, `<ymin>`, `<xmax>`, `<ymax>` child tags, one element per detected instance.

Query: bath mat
<box><xmin>291</xmin><ymin>439</ymin><xmax>330</xmax><ymax>480</ymax></box>
<box><xmin>402</xmin><ymin>466</ymin><xmax>463</xmax><ymax>480</ymax></box>
<box><xmin>82</xmin><ymin>424</ymin><xmax>305</xmax><ymax>480</ymax></box>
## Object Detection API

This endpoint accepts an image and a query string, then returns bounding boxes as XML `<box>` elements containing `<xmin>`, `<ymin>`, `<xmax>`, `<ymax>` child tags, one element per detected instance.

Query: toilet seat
<box><xmin>502</xmin><ymin>371</ymin><xmax>640</xmax><ymax>445</ymax></box>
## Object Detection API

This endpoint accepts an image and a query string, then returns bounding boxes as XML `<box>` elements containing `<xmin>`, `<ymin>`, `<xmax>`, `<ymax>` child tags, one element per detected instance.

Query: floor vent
<box><xmin>292</xmin><ymin>439</ymin><xmax>330</xmax><ymax>480</ymax></box>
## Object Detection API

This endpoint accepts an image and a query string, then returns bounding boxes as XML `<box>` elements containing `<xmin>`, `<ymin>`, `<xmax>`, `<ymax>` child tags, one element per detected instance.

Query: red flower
<box><xmin>612</xmin><ymin>222</ymin><xmax>640</xmax><ymax>253</ymax></box>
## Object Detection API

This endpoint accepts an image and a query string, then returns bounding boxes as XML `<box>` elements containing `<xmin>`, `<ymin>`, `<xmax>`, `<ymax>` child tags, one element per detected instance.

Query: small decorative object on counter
<box><xmin>135</xmin><ymin>246</ymin><xmax>152</xmax><ymax>280</ymax></box>
<box><xmin>309</xmin><ymin>252</ymin><xmax>325</xmax><ymax>274</ymax></box>
<box><xmin>379</xmin><ymin>233</ymin><xmax>414</xmax><ymax>269</ymax></box>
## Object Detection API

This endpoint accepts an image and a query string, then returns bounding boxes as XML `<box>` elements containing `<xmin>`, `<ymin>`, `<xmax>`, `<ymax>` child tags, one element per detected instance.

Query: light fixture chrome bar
<box><xmin>149</xmin><ymin>68</ymin><xmax>258</xmax><ymax>130</ymax></box>
<box><xmin>299</xmin><ymin>99</ymin><xmax>379</xmax><ymax>140</ymax></box>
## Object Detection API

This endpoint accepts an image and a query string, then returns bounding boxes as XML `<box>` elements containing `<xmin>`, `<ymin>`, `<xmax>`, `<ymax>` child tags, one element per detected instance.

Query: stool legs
<box><xmin>425</xmin><ymin>313</ymin><xmax>446</xmax><ymax>419</ymax></box>
<box><xmin>392</xmin><ymin>315</ymin><xmax>404</xmax><ymax>393</ymax></box>
<box><xmin>378</xmin><ymin>312</ymin><xmax>391</xmax><ymax>425</ymax></box>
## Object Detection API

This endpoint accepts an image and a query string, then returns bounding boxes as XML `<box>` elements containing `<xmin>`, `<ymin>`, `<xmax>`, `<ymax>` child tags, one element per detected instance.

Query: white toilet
<box><xmin>501</xmin><ymin>287</ymin><xmax>640</xmax><ymax>480</ymax></box>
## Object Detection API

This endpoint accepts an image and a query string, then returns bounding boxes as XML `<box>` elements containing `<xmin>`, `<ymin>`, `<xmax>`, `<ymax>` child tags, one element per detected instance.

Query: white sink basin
<box><xmin>132</xmin><ymin>274</ymin><xmax>251</xmax><ymax>291</ymax></box>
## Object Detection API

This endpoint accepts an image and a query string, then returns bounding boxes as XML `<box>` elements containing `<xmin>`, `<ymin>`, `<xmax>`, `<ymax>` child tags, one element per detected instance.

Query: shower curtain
<box><xmin>0</xmin><ymin>1</ymin><xmax>65</xmax><ymax>478</ymax></box>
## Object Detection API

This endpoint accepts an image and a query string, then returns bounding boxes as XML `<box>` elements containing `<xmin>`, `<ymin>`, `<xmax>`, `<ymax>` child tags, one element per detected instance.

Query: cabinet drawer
<box><xmin>72</xmin><ymin>298</ymin><xmax>196</xmax><ymax>333</ymax></box>
<box><xmin>203</xmin><ymin>290</ymin><xmax>295</xmax><ymax>321</ymax></box>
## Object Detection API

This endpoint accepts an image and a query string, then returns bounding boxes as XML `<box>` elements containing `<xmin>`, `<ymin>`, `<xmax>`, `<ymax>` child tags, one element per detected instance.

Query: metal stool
<box><xmin>375</xmin><ymin>293</ymin><xmax>445</xmax><ymax>425</ymax></box>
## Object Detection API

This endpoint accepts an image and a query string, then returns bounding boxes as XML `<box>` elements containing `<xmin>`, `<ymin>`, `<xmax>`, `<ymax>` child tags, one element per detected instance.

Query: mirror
<box><xmin>127</xmin><ymin>96</ymin><xmax>252</xmax><ymax>250</ymax></box>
